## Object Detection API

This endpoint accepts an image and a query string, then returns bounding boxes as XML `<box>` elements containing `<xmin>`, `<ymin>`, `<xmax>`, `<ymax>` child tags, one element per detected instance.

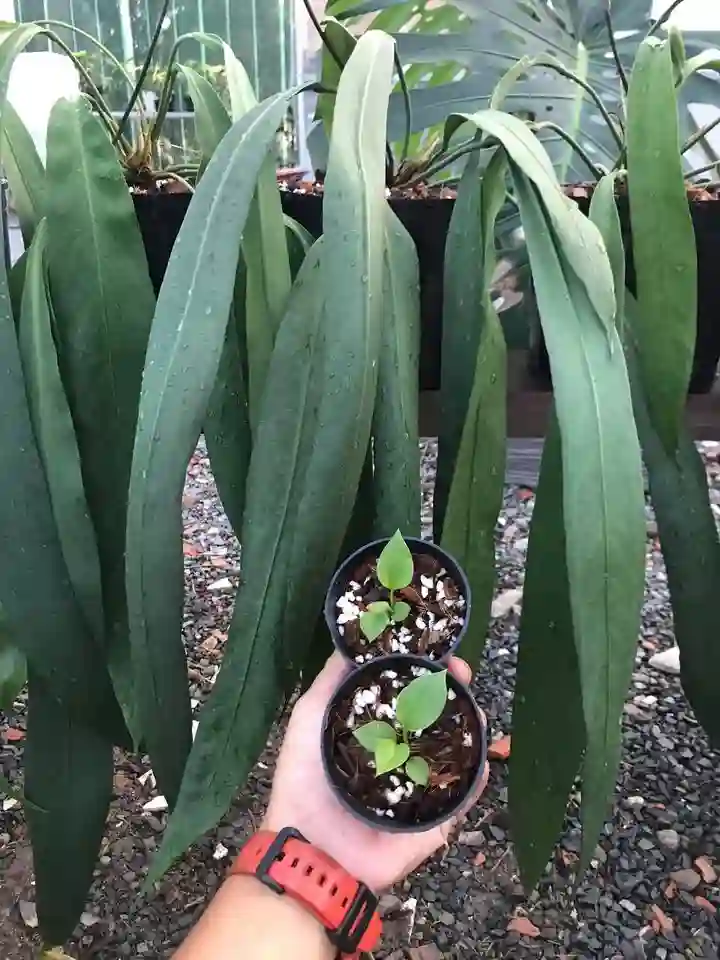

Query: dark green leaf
<box><xmin>150</xmin><ymin>34</ymin><xmax>395</xmax><ymax>881</ymax></box>
<box><xmin>588</xmin><ymin>174</ymin><xmax>625</xmax><ymax>333</ymax></box>
<box><xmin>372</xmin><ymin>209</ymin><xmax>421</xmax><ymax>538</ymax></box>
<box><xmin>18</xmin><ymin>220</ymin><xmax>104</xmax><ymax>642</ymax></box>
<box><xmin>315</xmin><ymin>17</ymin><xmax>358</xmax><ymax>139</ymax></box>
<box><xmin>127</xmin><ymin>90</ymin><xmax>301</xmax><ymax>806</ymax></box>
<box><xmin>510</xmin><ymin>417</ymin><xmax>585</xmax><ymax>889</ymax></box>
<box><xmin>45</xmin><ymin>97</ymin><xmax>156</xmax><ymax>745</ymax></box>
<box><xmin>439</xmin><ymin>150</ymin><xmax>507</xmax><ymax>670</ymax></box>
<box><xmin>396</xmin><ymin>670</ymin><xmax>447</xmax><ymax>732</ymax></box>
<box><xmin>405</xmin><ymin>755</ymin><xmax>430</xmax><ymax>785</ymax></box>
<box><xmin>178</xmin><ymin>64</ymin><xmax>231</xmax><ymax>162</ymax></box>
<box><xmin>0</xmin><ymin>623</ymin><xmax>25</xmax><ymax>711</ymax></box>
<box><xmin>354</xmin><ymin>720</ymin><xmax>397</xmax><ymax>751</ymax></box>
<box><xmin>377</xmin><ymin>530</ymin><xmax>414</xmax><ymax>590</ymax></box>
<box><xmin>627</xmin><ymin>37</ymin><xmax>696</xmax><ymax>454</ymax></box>
<box><xmin>25</xmin><ymin>669</ymin><xmax>113</xmax><ymax>945</ymax></box>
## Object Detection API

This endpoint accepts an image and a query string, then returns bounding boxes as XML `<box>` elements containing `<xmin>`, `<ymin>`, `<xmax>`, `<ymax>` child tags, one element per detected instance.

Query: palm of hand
<box><xmin>263</xmin><ymin>653</ymin><xmax>488</xmax><ymax>891</ymax></box>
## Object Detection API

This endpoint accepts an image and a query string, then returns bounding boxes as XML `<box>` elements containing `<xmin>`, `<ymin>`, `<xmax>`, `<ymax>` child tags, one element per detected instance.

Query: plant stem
<box><xmin>115</xmin><ymin>0</ymin><xmax>172</xmax><ymax>145</ymax></box>
<box><xmin>681</xmin><ymin>113</ymin><xmax>720</xmax><ymax>155</ymax></box>
<box><xmin>648</xmin><ymin>0</ymin><xmax>688</xmax><ymax>36</ymax></box>
<box><xmin>531</xmin><ymin>121</ymin><xmax>604</xmax><ymax>179</ymax></box>
<box><xmin>604</xmin><ymin>9</ymin><xmax>628</xmax><ymax>93</ymax></box>
<box><xmin>685</xmin><ymin>160</ymin><xmax>720</xmax><ymax>179</ymax></box>
<box><xmin>404</xmin><ymin>137</ymin><xmax>492</xmax><ymax>187</ymax></box>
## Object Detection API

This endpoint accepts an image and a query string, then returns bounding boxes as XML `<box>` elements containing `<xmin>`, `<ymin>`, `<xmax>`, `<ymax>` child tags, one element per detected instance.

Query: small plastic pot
<box><xmin>321</xmin><ymin>654</ymin><xmax>487</xmax><ymax>833</ymax></box>
<box><xmin>324</xmin><ymin>537</ymin><xmax>471</xmax><ymax>666</ymax></box>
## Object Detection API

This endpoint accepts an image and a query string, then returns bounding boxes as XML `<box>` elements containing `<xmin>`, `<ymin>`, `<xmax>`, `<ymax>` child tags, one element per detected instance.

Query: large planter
<box><xmin>132</xmin><ymin>190</ymin><xmax>192</xmax><ymax>296</ymax></box>
<box><xmin>280</xmin><ymin>188</ymin><xmax>455</xmax><ymax>391</ymax></box>
<box><xmin>530</xmin><ymin>189</ymin><xmax>720</xmax><ymax>394</ymax></box>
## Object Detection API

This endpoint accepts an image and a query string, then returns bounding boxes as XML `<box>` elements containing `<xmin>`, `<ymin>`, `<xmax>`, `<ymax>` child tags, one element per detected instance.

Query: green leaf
<box><xmin>512</xmin><ymin>172</ymin><xmax>645</xmax><ymax>868</ymax></box>
<box><xmin>360</xmin><ymin>606</ymin><xmax>391</xmax><ymax>642</ymax></box>
<box><xmin>392</xmin><ymin>600</ymin><xmax>411</xmax><ymax>623</ymax></box>
<box><xmin>627</xmin><ymin>37</ymin><xmax>697</xmax><ymax>454</ymax></box>
<box><xmin>18</xmin><ymin>219</ymin><xmax>104</xmax><ymax>642</ymax></box>
<box><xmin>354</xmin><ymin>720</ymin><xmax>397</xmax><ymax>751</ymax></box>
<box><xmin>405</xmin><ymin>755</ymin><xmax>430</xmax><ymax>785</ymax></box>
<box><xmin>376</xmin><ymin>529</ymin><xmax>414</xmax><ymax>591</ymax></box>
<box><xmin>372</xmin><ymin>208</ymin><xmax>421</xmax><ymax>539</ymax></box>
<box><xmin>375</xmin><ymin>738</ymin><xmax>410</xmax><ymax>776</ymax></box>
<box><xmin>45</xmin><ymin>97</ymin><xmax>156</xmax><ymax>745</ymax></box>
<box><xmin>0</xmin><ymin>160</ymin><xmax>122</xmax><ymax>743</ymax></box>
<box><xmin>127</xmin><ymin>90</ymin><xmax>301</xmax><ymax>807</ymax></box>
<box><xmin>178</xmin><ymin>63</ymin><xmax>231</xmax><ymax>163</ymax></box>
<box><xmin>439</xmin><ymin>149</ymin><xmax>507</xmax><ymax>670</ymax></box>
<box><xmin>25</xmin><ymin>669</ymin><xmax>113</xmax><ymax>945</ymax></box>
<box><xmin>510</xmin><ymin>417</ymin><xmax>585</xmax><ymax>890</ymax></box>
<box><xmin>285</xmin><ymin>215</ymin><xmax>315</xmax><ymax>281</ymax></box>
<box><xmin>588</xmin><ymin>174</ymin><xmax>625</xmax><ymax>334</ymax></box>
<box><xmin>315</xmin><ymin>17</ymin><xmax>358</xmax><ymax>140</ymax></box>
<box><xmin>396</xmin><ymin>670</ymin><xmax>448</xmax><ymax>732</ymax></box>
<box><xmin>150</xmin><ymin>33</ymin><xmax>395</xmax><ymax>882</ymax></box>
<box><xmin>1</xmin><ymin>99</ymin><xmax>45</xmax><ymax>245</ymax></box>
<box><xmin>0</xmin><ymin>622</ymin><xmax>26</xmax><ymax>711</ymax></box>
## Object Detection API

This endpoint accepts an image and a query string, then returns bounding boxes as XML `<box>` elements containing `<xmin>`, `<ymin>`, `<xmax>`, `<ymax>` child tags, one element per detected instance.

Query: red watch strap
<box><xmin>230</xmin><ymin>828</ymin><xmax>382</xmax><ymax>957</ymax></box>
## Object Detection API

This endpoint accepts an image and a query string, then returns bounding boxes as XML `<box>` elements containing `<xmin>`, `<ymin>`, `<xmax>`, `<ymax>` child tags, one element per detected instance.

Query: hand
<box><xmin>263</xmin><ymin>653</ymin><xmax>489</xmax><ymax>892</ymax></box>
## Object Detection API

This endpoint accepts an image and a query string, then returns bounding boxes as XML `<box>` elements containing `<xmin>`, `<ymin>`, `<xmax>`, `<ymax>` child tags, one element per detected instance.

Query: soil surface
<box><xmin>280</xmin><ymin>177</ymin><xmax>458</xmax><ymax>201</ymax></box>
<box><xmin>2</xmin><ymin>440</ymin><xmax>720</xmax><ymax>959</ymax></box>
<box><xmin>327</xmin><ymin>660</ymin><xmax>482</xmax><ymax>826</ymax></box>
<box><xmin>335</xmin><ymin>551</ymin><xmax>466</xmax><ymax>663</ymax></box>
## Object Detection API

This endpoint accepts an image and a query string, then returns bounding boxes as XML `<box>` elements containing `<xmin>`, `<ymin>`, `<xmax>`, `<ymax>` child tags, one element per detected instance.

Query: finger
<box><xmin>303</xmin><ymin>651</ymin><xmax>349</xmax><ymax>702</ymax></box>
<box><xmin>448</xmin><ymin>655</ymin><xmax>472</xmax><ymax>687</ymax></box>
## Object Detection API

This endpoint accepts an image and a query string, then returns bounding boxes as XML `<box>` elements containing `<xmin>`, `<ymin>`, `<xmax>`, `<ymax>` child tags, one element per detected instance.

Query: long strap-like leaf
<box><xmin>25</xmin><ymin>669</ymin><xmax>113</xmax><ymax>945</ymax></box>
<box><xmin>372</xmin><ymin>207</ymin><xmax>420</xmax><ymax>538</ymax></box>
<box><xmin>45</xmin><ymin>98</ymin><xmax>156</xmax><ymax>745</ymax></box>
<box><xmin>18</xmin><ymin>220</ymin><xmax>104</xmax><ymax>642</ymax></box>
<box><xmin>1</xmin><ymin>100</ymin><xmax>45</xmax><ymax>246</ymax></box>
<box><xmin>510</xmin><ymin>417</ymin><xmax>584</xmax><ymax>889</ymax></box>
<box><xmin>439</xmin><ymin>150</ymin><xmax>507</xmax><ymax>670</ymax></box>
<box><xmin>627</xmin><ymin>37</ymin><xmax>696</xmax><ymax>455</ymax></box>
<box><xmin>127</xmin><ymin>89</ymin><xmax>303</xmax><ymax>807</ymax></box>
<box><xmin>148</xmin><ymin>33</ymin><xmax>395</xmax><ymax>882</ymax></box>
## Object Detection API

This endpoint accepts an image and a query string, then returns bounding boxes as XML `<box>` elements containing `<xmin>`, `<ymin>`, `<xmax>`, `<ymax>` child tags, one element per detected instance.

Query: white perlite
<box><xmin>648</xmin><ymin>646</ymin><xmax>681</xmax><ymax>676</ymax></box>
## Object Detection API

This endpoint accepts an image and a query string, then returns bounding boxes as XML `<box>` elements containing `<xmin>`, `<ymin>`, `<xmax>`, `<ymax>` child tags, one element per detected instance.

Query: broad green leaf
<box><xmin>405</xmin><ymin>755</ymin><xmax>430</xmax><ymax>785</ymax></box>
<box><xmin>372</xmin><ymin>209</ymin><xmax>421</xmax><ymax>539</ymax></box>
<box><xmin>360</xmin><ymin>607</ymin><xmax>391</xmax><ymax>642</ymax></box>
<box><xmin>377</xmin><ymin>529</ymin><xmax>414</xmax><ymax>590</ymax></box>
<box><xmin>315</xmin><ymin>17</ymin><xmax>358</xmax><ymax>139</ymax></box>
<box><xmin>354</xmin><ymin>720</ymin><xmax>397</xmax><ymax>751</ymax></box>
<box><xmin>439</xmin><ymin>150</ymin><xmax>507</xmax><ymax>670</ymax></box>
<box><xmin>0</xmin><ymin>165</ymin><xmax>122</xmax><ymax>742</ymax></box>
<box><xmin>0</xmin><ymin>624</ymin><xmax>25</xmax><ymax>711</ymax></box>
<box><xmin>127</xmin><ymin>90</ymin><xmax>301</xmax><ymax>806</ymax></box>
<box><xmin>396</xmin><ymin>670</ymin><xmax>447</xmax><ymax>732</ymax></box>
<box><xmin>588</xmin><ymin>174</ymin><xmax>625</xmax><ymax>334</ymax></box>
<box><xmin>1</xmin><ymin>99</ymin><xmax>45</xmax><ymax>245</ymax></box>
<box><xmin>45</xmin><ymin>97</ymin><xmax>156</xmax><ymax>745</ymax></box>
<box><xmin>512</xmin><ymin>172</ymin><xmax>645</xmax><ymax>867</ymax></box>
<box><xmin>18</xmin><ymin>220</ymin><xmax>103</xmax><ymax>642</ymax></box>
<box><xmin>392</xmin><ymin>600</ymin><xmax>411</xmax><ymax>622</ymax></box>
<box><xmin>627</xmin><ymin>37</ymin><xmax>696</xmax><ymax>454</ymax></box>
<box><xmin>25</xmin><ymin>669</ymin><xmax>113</xmax><ymax>945</ymax></box>
<box><xmin>375</xmin><ymin>738</ymin><xmax>410</xmax><ymax>775</ymax></box>
<box><xmin>150</xmin><ymin>34</ymin><xmax>395</xmax><ymax>881</ymax></box>
<box><xmin>510</xmin><ymin>417</ymin><xmax>584</xmax><ymax>889</ymax></box>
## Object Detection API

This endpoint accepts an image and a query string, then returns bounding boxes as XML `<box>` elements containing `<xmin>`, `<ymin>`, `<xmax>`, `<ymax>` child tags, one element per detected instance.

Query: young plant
<box><xmin>359</xmin><ymin>530</ymin><xmax>414</xmax><ymax>642</ymax></box>
<box><xmin>353</xmin><ymin>669</ymin><xmax>448</xmax><ymax>786</ymax></box>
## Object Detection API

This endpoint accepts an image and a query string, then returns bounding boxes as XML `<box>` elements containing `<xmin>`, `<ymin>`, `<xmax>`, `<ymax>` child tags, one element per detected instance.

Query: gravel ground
<box><xmin>2</xmin><ymin>441</ymin><xmax>720</xmax><ymax>959</ymax></box>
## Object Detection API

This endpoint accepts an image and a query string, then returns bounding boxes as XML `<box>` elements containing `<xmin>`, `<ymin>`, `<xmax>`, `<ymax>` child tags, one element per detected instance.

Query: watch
<box><xmin>230</xmin><ymin>827</ymin><xmax>382</xmax><ymax>958</ymax></box>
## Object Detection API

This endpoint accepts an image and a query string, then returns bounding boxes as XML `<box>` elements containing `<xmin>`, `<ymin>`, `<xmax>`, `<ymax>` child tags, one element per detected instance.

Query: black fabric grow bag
<box><xmin>133</xmin><ymin>191</ymin><xmax>192</xmax><ymax>296</ymax></box>
<box><xmin>531</xmin><ymin>194</ymin><xmax>720</xmax><ymax>394</ymax></box>
<box><xmin>280</xmin><ymin>190</ymin><xmax>455</xmax><ymax>391</ymax></box>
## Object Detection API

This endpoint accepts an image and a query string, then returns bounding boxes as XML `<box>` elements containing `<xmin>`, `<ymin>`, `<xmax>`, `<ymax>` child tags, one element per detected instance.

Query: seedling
<box><xmin>353</xmin><ymin>670</ymin><xmax>448</xmax><ymax>785</ymax></box>
<box><xmin>359</xmin><ymin>530</ymin><xmax>413</xmax><ymax>642</ymax></box>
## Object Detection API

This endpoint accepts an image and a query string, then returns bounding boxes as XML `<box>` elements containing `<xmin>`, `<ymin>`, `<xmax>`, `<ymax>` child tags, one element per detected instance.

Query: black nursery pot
<box><xmin>321</xmin><ymin>654</ymin><xmax>487</xmax><ymax>833</ymax></box>
<box><xmin>324</xmin><ymin>536</ymin><xmax>471</xmax><ymax>666</ymax></box>
<box><xmin>529</xmin><ymin>192</ymin><xmax>720</xmax><ymax>394</ymax></box>
<box><xmin>280</xmin><ymin>189</ymin><xmax>455</xmax><ymax>391</ymax></box>
<box><xmin>132</xmin><ymin>190</ymin><xmax>192</xmax><ymax>296</ymax></box>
